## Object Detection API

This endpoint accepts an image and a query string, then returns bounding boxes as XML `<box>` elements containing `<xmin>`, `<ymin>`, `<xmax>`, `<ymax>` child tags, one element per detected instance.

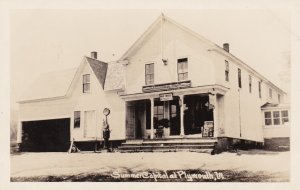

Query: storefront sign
<box><xmin>142</xmin><ymin>80</ymin><xmax>191</xmax><ymax>93</ymax></box>
<box><xmin>159</xmin><ymin>93</ymin><xmax>173</xmax><ymax>101</ymax></box>
<box><xmin>202</xmin><ymin>121</ymin><xmax>214</xmax><ymax>137</ymax></box>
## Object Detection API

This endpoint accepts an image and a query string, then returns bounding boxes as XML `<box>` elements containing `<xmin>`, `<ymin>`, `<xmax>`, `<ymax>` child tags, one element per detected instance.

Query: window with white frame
<box><xmin>264</xmin><ymin>111</ymin><xmax>272</xmax><ymax>125</ymax></box>
<box><xmin>145</xmin><ymin>63</ymin><xmax>154</xmax><ymax>85</ymax></box>
<box><xmin>281</xmin><ymin>110</ymin><xmax>289</xmax><ymax>124</ymax></box>
<box><xmin>177</xmin><ymin>58</ymin><xmax>188</xmax><ymax>81</ymax></box>
<box><xmin>273</xmin><ymin>111</ymin><xmax>280</xmax><ymax>125</ymax></box>
<box><xmin>225</xmin><ymin>60</ymin><xmax>229</xmax><ymax>82</ymax></box>
<box><xmin>83</xmin><ymin>74</ymin><xmax>90</xmax><ymax>93</ymax></box>
<box><xmin>264</xmin><ymin>110</ymin><xmax>289</xmax><ymax>126</ymax></box>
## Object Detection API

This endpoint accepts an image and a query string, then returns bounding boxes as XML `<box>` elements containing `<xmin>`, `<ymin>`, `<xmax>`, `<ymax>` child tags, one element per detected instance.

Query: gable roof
<box><xmin>119</xmin><ymin>14</ymin><xmax>217</xmax><ymax>61</ymax></box>
<box><xmin>18</xmin><ymin>56</ymin><xmax>112</xmax><ymax>103</ymax></box>
<box><xmin>104</xmin><ymin>62</ymin><xmax>125</xmax><ymax>91</ymax></box>
<box><xmin>118</xmin><ymin>14</ymin><xmax>286</xmax><ymax>95</ymax></box>
<box><xmin>86</xmin><ymin>57</ymin><xmax>108</xmax><ymax>89</ymax></box>
<box><xmin>18</xmin><ymin>68</ymin><xmax>77</xmax><ymax>102</ymax></box>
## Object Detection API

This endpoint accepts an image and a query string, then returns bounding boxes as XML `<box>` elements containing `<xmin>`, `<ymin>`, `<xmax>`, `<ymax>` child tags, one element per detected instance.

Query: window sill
<box><xmin>264</xmin><ymin>125</ymin><xmax>289</xmax><ymax>129</ymax></box>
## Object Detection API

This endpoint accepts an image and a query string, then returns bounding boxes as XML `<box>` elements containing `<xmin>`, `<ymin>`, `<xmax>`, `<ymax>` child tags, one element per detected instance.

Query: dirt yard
<box><xmin>10</xmin><ymin>150</ymin><xmax>290</xmax><ymax>182</ymax></box>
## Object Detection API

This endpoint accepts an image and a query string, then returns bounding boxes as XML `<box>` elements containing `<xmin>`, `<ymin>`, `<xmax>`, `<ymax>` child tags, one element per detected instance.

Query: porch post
<box><xmin>179</xmin><ymin>95</ymin><xmax>185</xmax><ymax>136</ymax></box>
<box><xmin>212</xmin><ymin>94</ymin><xmax>218</xmax><ymax>138</ymax></box>
<box><xmin>150</xmin><ymin>98</ymin><xmax>154</xmax><ymax>139</ymax></box>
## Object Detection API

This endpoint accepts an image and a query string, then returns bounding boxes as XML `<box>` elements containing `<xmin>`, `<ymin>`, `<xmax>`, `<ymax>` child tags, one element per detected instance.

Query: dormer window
<box><xmin>178</xmin><ymin>58</ymin><xmax>188</xmax><ymax>81</ymax></box>
<box><xmin>83</xmin><ymin>74</ymin><xmax>90</xmax><ymax>93</ymax></box>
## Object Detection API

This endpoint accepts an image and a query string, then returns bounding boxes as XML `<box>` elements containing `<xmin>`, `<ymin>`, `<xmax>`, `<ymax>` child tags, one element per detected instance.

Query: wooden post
<box><xmin>212</xmin><ymin>94</ymin><xmax>218</xmax><ymax>138</ymax></box>
<box><xmin>150</xmin><ymin>98</ymin><xmax>154</xmax><ymax>139</ymax></box>
<box><xmin>179</xmin><ymin>95</ymin><xmax>185</xmax><ymax>136</ymax></box>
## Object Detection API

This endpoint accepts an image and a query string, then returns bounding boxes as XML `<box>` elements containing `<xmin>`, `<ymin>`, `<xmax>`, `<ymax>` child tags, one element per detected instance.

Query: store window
<box><xmin>154</xmin><ymin>101</ymin><xmax>164</xmax><ymax>129</ymax></box>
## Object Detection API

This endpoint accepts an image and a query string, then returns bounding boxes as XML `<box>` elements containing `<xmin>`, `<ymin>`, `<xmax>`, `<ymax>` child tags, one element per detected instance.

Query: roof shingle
<box><xmin>86</xmin><ymin>57</ymin><xmax>108</xmax><ymax>89</ymax></box>
<box><xmin>104</xmin><ymin>62</ymin><xmax>124</xmax><ymax>91</ymax></box>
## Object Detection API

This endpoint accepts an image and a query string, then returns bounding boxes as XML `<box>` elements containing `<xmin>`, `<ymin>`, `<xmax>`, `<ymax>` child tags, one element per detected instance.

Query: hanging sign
<box><xmin>142</xmin><ymin>80</ymin><xmax>191</xmax><ymax>93</ymax></box>
<box><xmin>159</xmin><ymin>93</ymin><xmax>173</xmax><ymax>101</ymax></box>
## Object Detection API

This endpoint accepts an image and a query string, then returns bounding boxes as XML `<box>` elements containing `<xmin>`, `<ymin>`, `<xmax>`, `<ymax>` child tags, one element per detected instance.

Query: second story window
<box><xmin>238</xmin><ymin>68</ymin><xmax>242</xmax><ymax>88</ymax></box>
<box><xmin>225</xmin><ymin>60</ymin><xmax>229</xmax><ymax>82</ymax></box>
<box><xmin>249</xmin><ymin>75</ymin><xmax>252</xmax><ymax>93</ymax></box>
<box><xmin>278</xmin><ymin>94</ymin><xmax>281</xmax><ymax>103</ymax></box>
<box><xmin>178</xmin><ymin>58</ymin><xmax>188</xmax><ymax>81</ymax></box>
<box><xmin>269</xmin><ymin>88</ymin><xmax>272</xmax><ymax>98</ymax></box>
<box><xmin>145</xmin><ymin>63</ymin><xmax>154</xmax><ymax>85</ymax></box>
<box><xmin>83</xmin><ymin>74</ymin><xmax>90</xmax><ymax>93</ymax></box>
<box><xmin>258</xmin><ymin>81</ymin><xmax>262</xmax><ymax>98</ymax></box>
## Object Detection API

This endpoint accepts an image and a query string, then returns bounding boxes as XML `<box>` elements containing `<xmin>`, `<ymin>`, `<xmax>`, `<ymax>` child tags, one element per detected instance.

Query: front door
<box><xmin>169</xmin><ymin>98</ymin><xmax>180</xmax><ymax>136</ymax></box>
<box><xmin>126</xmin><ymin>104</ymin><xmax>135</xmax><ymax>139</ymax></box>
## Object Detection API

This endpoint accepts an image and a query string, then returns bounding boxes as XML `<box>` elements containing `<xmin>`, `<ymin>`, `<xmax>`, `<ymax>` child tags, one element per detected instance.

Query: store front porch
<box><xmin>121</xmin><ymin>84</ymin><xmax>227</xmax><ymax>141</ymax></box>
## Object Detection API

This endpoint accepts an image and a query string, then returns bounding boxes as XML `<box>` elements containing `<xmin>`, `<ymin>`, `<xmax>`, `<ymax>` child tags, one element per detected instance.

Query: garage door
<box><xmin>21</xmin><ymin>118</ymin><xmax>70</xmax><ymax>152</ymax></box>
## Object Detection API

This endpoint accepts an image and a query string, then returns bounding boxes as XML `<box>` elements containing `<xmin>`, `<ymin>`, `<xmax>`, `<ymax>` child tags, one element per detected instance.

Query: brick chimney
<box><xmin>91</xmin><ymin>51</ymin><xmax>97</xmax><ymax>59</ymax></box>
<box><xmin>223</xmin><ymin>43</ymin><xmax>229</xmax><ymax>52</ymax></box>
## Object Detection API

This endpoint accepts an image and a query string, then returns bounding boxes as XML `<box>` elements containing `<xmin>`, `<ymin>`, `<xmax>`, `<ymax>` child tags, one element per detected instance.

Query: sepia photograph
<box><xmin>1</xmin><ymin>0</ymin><xmax>299</xmax><ymax>189</ymax></box>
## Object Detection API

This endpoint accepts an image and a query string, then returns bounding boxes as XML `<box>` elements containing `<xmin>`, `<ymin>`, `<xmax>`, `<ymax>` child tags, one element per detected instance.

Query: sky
<box><xmin>10</xmin><ymin>9</ymin><xmax>291</xmax><ymax>109</ymax></box>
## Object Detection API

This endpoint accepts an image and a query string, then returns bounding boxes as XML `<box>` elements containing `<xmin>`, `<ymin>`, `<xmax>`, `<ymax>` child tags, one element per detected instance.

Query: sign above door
<box><xmin>159</xmin><ymin>93</ymin><xmax>173</xmax><ymax>101</ymax></box>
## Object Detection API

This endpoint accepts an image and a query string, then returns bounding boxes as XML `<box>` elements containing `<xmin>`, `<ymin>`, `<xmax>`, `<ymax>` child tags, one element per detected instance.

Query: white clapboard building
<box><xmin>17</xmin><ymin>14</ymin><xmax>289</xmax><ymax>152</ymax></box>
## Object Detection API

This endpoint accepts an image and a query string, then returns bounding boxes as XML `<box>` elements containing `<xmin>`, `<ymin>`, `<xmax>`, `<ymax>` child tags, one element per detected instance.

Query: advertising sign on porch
<box><xmin>159</xmin><ymin>93</ymin><xmax>173</xmax><ymax>101</ymax></box>
<box><xmin>202</xmin><ymin>121</ymin><xmax>214</xmax><ymax>137</ymax></box>
<box><xmin>208</xmin><ymin>94</ymin><xmax>215</xmax><ymax>110</ymax></box>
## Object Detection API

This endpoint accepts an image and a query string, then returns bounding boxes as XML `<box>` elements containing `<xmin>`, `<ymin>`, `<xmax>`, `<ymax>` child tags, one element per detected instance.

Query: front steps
<box><xmin>118</xmin><ymin>138</ymin><xmax>217</xmax><ymax>153</ymax></box>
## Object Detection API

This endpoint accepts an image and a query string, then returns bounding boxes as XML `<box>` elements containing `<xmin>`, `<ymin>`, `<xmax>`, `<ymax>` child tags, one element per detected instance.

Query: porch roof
<box><xmin>120</xmin><ymin>84</ymin><xmax>229</xmax><ymax>101</ymax></box>
<box><xmin>261</xmin><ymin>102</ymin><xmax>290</xmax><ymax>110</ymax></box>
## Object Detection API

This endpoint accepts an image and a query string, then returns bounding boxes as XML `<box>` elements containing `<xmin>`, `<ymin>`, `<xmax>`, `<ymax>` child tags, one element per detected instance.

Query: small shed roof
<box><xmin>261</xmin><ymin>102</ymin><xmax>290</xmax><ymax>110</ymax></box>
